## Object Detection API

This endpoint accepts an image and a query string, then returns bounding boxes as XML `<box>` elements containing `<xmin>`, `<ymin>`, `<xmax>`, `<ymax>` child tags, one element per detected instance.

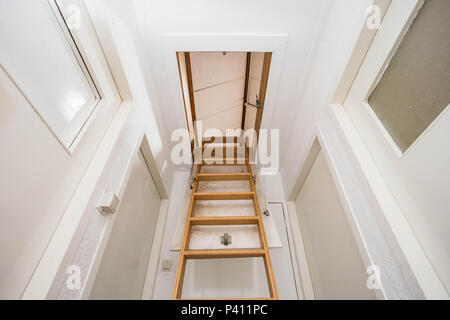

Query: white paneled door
<box><xmin>90</xmin><ymin>150</ymin><xmax>161</xmax><ymax>300</ymax></box>
<box><xmin>0</xmin><ymin>0</ymin><xmax>120</xmax><ymax>298</ymax></box>
<box><xmin>343</xmin><ymin>0</ymin><xmax>450</xmax><ymax>292</ymax></box>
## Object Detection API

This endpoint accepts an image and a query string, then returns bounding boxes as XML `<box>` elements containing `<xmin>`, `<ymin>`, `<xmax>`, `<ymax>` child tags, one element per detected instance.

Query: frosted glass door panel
<box><xmin>0</xmin><ymin>0</ymin><xmax>99</xmax><ymax>148</ymax></box>
<box><xmin>343</xmin><ymin>0</ymin><xmax>450</xmax><ymax>292</ymax></box>
<box><xmin>368</xmin><ymin>0</ymin><xmax>450</xmax><ymax>152</ymax></box>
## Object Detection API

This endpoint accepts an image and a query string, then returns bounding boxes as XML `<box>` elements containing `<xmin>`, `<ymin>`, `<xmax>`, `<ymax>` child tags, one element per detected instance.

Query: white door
<box><xmin>90</xmin><ymin>150</ymin><xmax>161</xmax><ymax>300</ymax></box>
<box><xmin>294</xmin><ymin>151</ymin><xmax>376</xmax><ymax>300</ymax></box>
<box><xmin>343</xmin><ymin>0</ymin><xmax>450</xmax><ymax>291</ymax></box>
<box><xmin>0</xmin><ymin>0</ymin><xmax>120</xmax><ymax>298</ymax></box>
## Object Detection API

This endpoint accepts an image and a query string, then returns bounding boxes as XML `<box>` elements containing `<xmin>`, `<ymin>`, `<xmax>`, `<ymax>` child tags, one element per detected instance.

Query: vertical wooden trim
<box><xmin>241</xmin><ymin>52</ymin><xmax>251</xmax><ymax>129</ymax></box>
<box><xmin>185</xmin><ymin>52</ymin><xmax>197</xmax><ymax>124</ymax></box>
<box><xmin>255</xmin><ymin>52</ymin><xmax>272</xmax><ymax>137</ymax></box>
<box><xmin>176</xmin><ymin>52</ymin><xmax>194</xmax><ymax>154</ymax></box>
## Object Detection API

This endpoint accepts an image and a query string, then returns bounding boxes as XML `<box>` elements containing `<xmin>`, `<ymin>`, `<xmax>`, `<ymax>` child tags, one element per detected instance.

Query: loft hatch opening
<box><xmin>176</xmin><ymin>51</ymin><xmax>272</xmax><ymax>154</ymax></box>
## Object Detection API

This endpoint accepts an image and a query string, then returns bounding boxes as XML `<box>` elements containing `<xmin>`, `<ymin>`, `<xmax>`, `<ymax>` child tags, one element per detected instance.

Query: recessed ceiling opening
<box><xmin>176</xmin><ymin>51</ymin><xmax>272</xmax><ymax>153</ymax></box>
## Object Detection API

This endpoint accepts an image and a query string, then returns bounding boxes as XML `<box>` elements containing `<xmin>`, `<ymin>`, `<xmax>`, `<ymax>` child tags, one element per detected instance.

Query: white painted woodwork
<box><xmin>0</xmin><ymin>0</ymin><xmax>120</xmax><ymax>299</ymax></box>
<box><xmin>295</xmin><ymin>151</ymin><xmax>376</xmax><ymax>299</ymax></box>
<box><xmin>343</xmin><ymin>0</ymin><xmax>450</xmax><ymax>292</ymax></box>
<box><xmin>90</xmin><ymin>150</ymin><xmax>161</xmax><ymax>299</ymax></box>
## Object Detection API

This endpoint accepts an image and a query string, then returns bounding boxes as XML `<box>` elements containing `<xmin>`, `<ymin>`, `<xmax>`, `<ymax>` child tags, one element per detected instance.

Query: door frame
<box><xmin>311</xmin><ymin>0</ymin><xmax>447</xmax><ymax>299</ymax></box>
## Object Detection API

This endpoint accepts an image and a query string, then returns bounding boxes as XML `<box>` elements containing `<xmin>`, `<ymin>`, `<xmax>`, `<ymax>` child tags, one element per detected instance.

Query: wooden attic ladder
<box><xmin>173</xmin><ymin>136</ymin><xmax>278</xmax><ymax>300</ymax></box>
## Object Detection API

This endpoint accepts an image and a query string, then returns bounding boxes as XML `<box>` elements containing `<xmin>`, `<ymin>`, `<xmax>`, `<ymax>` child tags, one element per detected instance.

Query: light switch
<box><xmin>161</xmin><ymin>259</ymin><xmax>173</xmax><ymax>272</ymax></box>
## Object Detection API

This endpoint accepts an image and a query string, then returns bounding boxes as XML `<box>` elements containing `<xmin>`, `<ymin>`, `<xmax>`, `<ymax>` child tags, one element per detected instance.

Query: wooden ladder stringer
<box><xmin>172</xmin><ymin>143</ymin><xmax>278</xmax><ymax>300</ymax></box>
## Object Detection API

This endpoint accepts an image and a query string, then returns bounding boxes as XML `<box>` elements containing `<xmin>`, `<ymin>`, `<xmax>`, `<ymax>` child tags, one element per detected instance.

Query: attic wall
<box><xmin>191</xmin><ymin>52</ymin><xmax>246</xmax><ymax>135</ymax></box>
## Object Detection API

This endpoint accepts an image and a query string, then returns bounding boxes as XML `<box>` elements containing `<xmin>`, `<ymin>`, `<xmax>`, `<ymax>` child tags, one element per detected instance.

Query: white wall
<box><xmin>280</xmin><ymin>0</ymin><xmax>373</xmax><ymax>196</ymax></box>
<box><xmin>295</xmin><ymin>151</ymin><xmax>376</xmax><ymax>299</ymax></box>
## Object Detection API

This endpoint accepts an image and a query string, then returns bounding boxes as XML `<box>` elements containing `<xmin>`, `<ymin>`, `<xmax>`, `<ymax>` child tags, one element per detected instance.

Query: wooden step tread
<box><xmin>178</xmin><ymin>298</ymin><xmax>276</xmax><ymax>301</ymax></box>
<box><xmin>183</xmin><ymin>249</ymin><xmax>265</xmax><ymax>259</ymax></box>
<box><xmin>194</xmin><ymin>191</ymin><xmax>254</xmax><ymax>200</ymax></box>
<box><xmin>202</xmin><ymin>136</ymin><xmax>243</xmax><ymax>144</ymax></box>
<box><xmin>196</xmin><ymin>172</ymin><xmax>251</xmax><ymax>181</ymax></box>
<box><xmin>190</xmin><ymin>216</ymin><xmax>259</xmax><ymax>225</ymax></box>
<box><xmin>202</xmin><ymin>158</ymin><xmax>248</xmax><ymax>165</ymax></box>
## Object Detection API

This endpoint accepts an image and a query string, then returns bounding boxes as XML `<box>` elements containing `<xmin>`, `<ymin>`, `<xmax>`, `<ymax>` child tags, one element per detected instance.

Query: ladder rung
<box><xmin>203</xmin><ymin>147</ymin><xmax>246</xmax><ymax>158</ymax></box>
<box><xmin>203</xmin><ymin>144</ymin><xmax>244</xmax><ymax>150</ymax></box>
<box><xmin>196</xmin><ymin>173</ymin><xmax>251</xmax><ymax>181</ymax></box>
<box><xmin>178</xmin><ymin>298</ymin><xmax>276</xmax><ymax>301</ymax></box>
<box><xmin>183</xmin><ymin>249</ymin><xmax>265</xmax><ymax>259</ymax></box>
<box><xmin>194</xmin><ymin>191</ymin><xmax>254</xmax><ymax>200</ymax></box>
<box><xmin>190</xmin><ymin>216</ymin><xmax>259</xmax><ymax>225</ymax></box>
<box><xmin>202</xmin><ymin>158</ymin><xmax>248</xmax><ymax>165</ymax></box>
<box><xmin>202</xmin><ymin>136</ymin><xmax>242</xmax><ymax>145</ymax></box>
